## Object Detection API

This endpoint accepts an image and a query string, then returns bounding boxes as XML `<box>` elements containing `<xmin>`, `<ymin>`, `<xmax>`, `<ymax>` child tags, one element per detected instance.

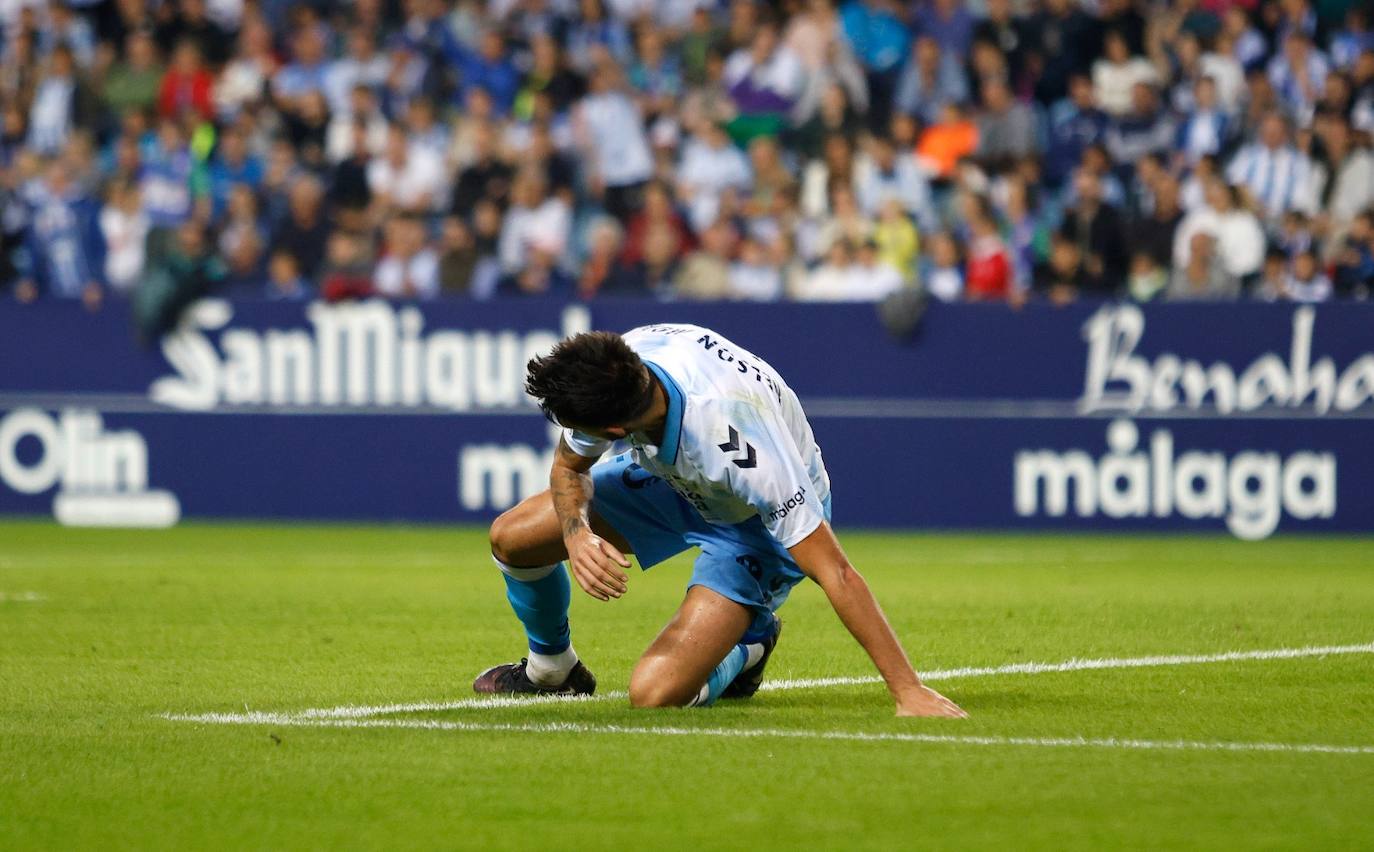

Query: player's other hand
<box><xmin>565</xmin><ymin>529</ymin><xmax>630</xmax><ymax>601</ymax></box>
<box><xmin>895</xmin><ymin>685</ymin><xmax>968</xmax><ymax>719</ymax></box>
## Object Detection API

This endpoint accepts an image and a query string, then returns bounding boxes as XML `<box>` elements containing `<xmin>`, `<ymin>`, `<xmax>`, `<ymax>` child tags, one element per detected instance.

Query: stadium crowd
<box><xmin>2</xmin><ymin>0</ymin><xmax>1374</xmax><ymax>310</ymax></box>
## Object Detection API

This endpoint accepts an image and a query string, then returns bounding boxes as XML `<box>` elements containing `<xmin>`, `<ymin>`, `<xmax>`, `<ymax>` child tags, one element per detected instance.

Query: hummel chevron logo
<box><xmin>717</xmin><ymin>426</ymin><xmax>758</xmax><ymax>469</ymax></box>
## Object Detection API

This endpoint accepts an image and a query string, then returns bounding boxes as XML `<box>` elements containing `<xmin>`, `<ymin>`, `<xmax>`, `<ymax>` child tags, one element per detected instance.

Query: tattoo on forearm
<box><xmin>551</xmin><ymin>465</ymin><xmax>593</xmax><ymax>541</ymax></box>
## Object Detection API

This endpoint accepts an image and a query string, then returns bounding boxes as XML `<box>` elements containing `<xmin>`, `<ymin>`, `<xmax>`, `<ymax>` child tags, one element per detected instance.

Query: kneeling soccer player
<box><xmin>474</xmin><ymin>324</ymin><xmax>966</xmax><ymax>717</ymax></box>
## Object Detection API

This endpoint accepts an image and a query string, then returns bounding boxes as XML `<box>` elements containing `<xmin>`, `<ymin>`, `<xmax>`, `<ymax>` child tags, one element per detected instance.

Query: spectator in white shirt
<box><xmin>677</xmin><ymin>120</ymin><xmax>753</xmax><ymax>231</ymax></box>
<box><xmin>722</xmin><ymin>20</ymin><xmax>806</xmax><ymax>119</ymax></box>
<box><xmin>98</xmin><ymin>179</ymin><xmax>148</xmax><ymax>295</ymax></box>
<box><xmin>367</xmin><ymin>123</ymin><xmax>446</xmax><ymax>213</ymax></box>
<box><xmin>497</xmin><ymin>167</ymin><xmax>572</xmax><ymax>275</ymax></box>
<box><xmin>854</xmin><ymin>133</ymin><xmax>936</xmax><ymax>232</ymax></box>
<box><xmin>325</xmin><ymin>85</ymin><xmax>388</xmax><ymax>163</ymax></box>
<box><xmin>374</xmin><ymin>214</ymin><xmax>440</xmax><ymax>300</ymax></box>
<box><xmin>1093</xmin><ymin>30</ymin><xmax>1157</xmax><ymax>117</ymax></box>
<box><xmin>1173</xmin><ymin>177</ymin><xmax>1266</xmax><ymax>277</ymax></box>
<box><xmin>574</xmin><ymin>63</ymin><xmax>654</xmax><ymax>218</ymax></box>
<box><xmin>322</xmin><ymin>28</ymin><xmax>389</xmax><ymax>117</ymax></box>
<box><xmin>795</xmin><ymin>238</ymin><xmax>854</xmax><ymax>301</ymax></box>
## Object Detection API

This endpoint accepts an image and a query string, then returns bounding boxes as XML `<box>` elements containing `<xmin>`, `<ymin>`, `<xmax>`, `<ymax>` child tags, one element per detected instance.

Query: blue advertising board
<box><xmin>1</xmin><ymin>297</ymin><xmax>1371</xmax><ymax>538</ymax></box>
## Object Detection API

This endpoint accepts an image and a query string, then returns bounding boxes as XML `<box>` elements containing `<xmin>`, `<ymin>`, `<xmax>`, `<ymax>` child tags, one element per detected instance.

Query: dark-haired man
<box><xmin>474</xmin><ymin>325</ymin><xmax>967</xmax><ymax>717</ymax></box>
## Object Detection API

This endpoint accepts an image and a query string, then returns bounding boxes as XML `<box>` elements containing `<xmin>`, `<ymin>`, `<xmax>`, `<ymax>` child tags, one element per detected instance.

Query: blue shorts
<box><xmin>590</xmin><ymin>452</ymin><xmax>832</xmax><ymax>638</ymax></box>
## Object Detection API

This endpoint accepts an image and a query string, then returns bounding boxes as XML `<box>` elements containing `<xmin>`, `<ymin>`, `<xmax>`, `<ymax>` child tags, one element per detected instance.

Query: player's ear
<box><xmin>605</xmin><ymin>426</ymin><xmax>629</xmax><ymax>439</ymax></box>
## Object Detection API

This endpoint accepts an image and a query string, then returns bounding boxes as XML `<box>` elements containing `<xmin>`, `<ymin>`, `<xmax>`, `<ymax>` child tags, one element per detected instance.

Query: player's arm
<box><xmin>788</xmin><ymin>524</ymin><xmax>967</xmax><ymax>719</ymax></box>
<box><xmin>550</xmin><ymin>436</ymin><xmax>631</xmax><ymax>602</ymax></box>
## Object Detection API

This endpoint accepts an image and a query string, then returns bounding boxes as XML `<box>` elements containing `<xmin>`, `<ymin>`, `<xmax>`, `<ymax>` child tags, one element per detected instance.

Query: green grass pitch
<box><xmin>2</xmin><ymin>520</ymin><xmax>1373</xmax><ymax>850</ymax></box>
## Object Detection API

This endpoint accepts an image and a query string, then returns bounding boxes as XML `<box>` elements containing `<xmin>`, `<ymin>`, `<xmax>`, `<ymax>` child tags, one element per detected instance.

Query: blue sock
<box><xmin>690</xmin><ymin>644</ymin><xmax>750</xmax><ymax>707</ymax></box>
<box><xmin>497</xmin><ymin>559</ymin><xmax>571</xmax><ymax>655</ymax></box>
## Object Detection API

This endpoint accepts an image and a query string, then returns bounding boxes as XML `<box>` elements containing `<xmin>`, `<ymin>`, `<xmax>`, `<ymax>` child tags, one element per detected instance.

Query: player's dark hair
<box><xmin>525</xmin><ymin>332</ymin><xmax>654</xmax><ymax>428</ymax></box>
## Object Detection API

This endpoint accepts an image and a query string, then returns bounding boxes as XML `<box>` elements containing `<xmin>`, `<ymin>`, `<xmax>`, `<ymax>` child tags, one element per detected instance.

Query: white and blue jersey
<box><xmin>24</xmin><ymin>189</ymin><xmax>103</xmax><ymax>298</ymax></box>
<box><xmin>564</xmin><ymin>324</ymin><xmax>833</xmax><ymax>632</ymax></box>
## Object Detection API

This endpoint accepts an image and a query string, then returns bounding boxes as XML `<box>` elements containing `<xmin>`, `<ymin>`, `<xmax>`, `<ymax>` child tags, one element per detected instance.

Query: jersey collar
<box><xmin>643</xmin><ymin>360</ymin><xmax>684</xmax><ymax>466</ymax></box>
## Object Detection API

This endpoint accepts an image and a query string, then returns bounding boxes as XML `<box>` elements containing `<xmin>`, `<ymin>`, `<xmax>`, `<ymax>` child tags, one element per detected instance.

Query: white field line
<box><xmin>289</xmin><ymin>641</ymin><xmax>1374</xmax><ymax>720</ymax></box>
<box><xmin>155</xmin><ymin>713</ymin><xmax>1374</xmax><ymax>756</ymax></box>
<box><xmin>0</xmin><ymin>591</ymin><xmax>46</xmax><ymax>603</ymax></box>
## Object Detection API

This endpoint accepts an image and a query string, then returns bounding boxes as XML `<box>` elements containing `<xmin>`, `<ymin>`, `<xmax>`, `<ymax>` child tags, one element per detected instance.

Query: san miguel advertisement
<box><xmin>0</xmin><ymin>299</ymin><xmax>1370</xmax><ymax>538</ymax></box>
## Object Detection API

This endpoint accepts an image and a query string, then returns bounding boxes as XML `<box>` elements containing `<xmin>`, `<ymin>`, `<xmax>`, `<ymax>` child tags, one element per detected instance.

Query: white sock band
<box><xmin>744</xmin><ymin>642</ymin><xmax>765</xmax><ymax>669</ymax></box>
<box><xmin>526</xmin><ymin>646</ymin><xmax>579</xmax><ymax>686</ymax></box>
<box><xmin>493</xmin><ymin>555</ymin><xmax>559</xmax><ymax>582</ymax></box>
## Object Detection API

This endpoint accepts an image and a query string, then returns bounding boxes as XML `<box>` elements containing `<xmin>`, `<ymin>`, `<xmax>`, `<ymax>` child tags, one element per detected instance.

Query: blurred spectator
<box><xmin>21</xmin><ymin>158</ymin><xmax>103</xmax><ymax>306</ymax></box>
<box><xmin>1173</xmin><ymin>178</ymin><xmax>1266</xmax><ymax>279</ymax></box>
<box><xmin>1332</xmin><ymin>211</ymin><xmax>1374</xmax><ymax>298</ymax></box>
<box><xmin>1268</xmin><ymin>32</ymin><xmax>1328</xmax><ymax>118</ymax></box>
<box><xmin>727</xmin><ymin>234</ymin><xmax>783</xmax><ymax>300</ymax></box>
<box><xmin>1166</xmin><ymin>231</ymin><xmax>1240</xmax><ymax>300</ymax></box>
<box><xmin>455</xmin><ymin>31</ymin><xmax>521</xmax><ymax>115</ymax></box>
<box><xmin>854</xmin><ymin>132</ymin><xmax>934</xmax><ymax>230</ymax></box>
<box><xmin>368</xmin><ymin>124</ymin><xmax>445</xmax><ymax>214</ymax></box>
<box><xmin>269</xmin><ymin>174</ymin><xmax>329</xmax><ymax>283</ymax></box>
<box><xmin>1312</xmin><ymin>115</ymin><xmax>1374</xmax><ymax>252</ymax></box>
<box><xmin>1126</xmin><ymin>251</ymin><xmax>1168</xmax><ymax>301</ymax></box>
<box><xmin>622</xmin><ymin>181</ymin><xmax>692</xmax><ymax>266</ymax></box>
<box><xmin>437</xmin><ymin>214</ymin><xmax>498</xmax><ymax>298</ymax></box>
<box><xmin>795</xmin><ymin>237</ymin><xmax>851</xmax><ymax>300</ymax></box>
<box><xmin>1035</xmin><ymin>233</ymin><xmax>1091</xmax><ymax>303</ymax></box>
<box><xmin>674</xmin><ymin>217</ymin><xmax>735</xmax><ymax>299</ymax></box>
<box><xmin>1281</xmin><ymin>247</ymin><xmax>1333</xmax><ymax>302</ymax></box>
<box><xmin>29</xmin><ymin>46</ymin><xmax>96</xmax><ymax>156</ymax></box>
<box><xmin>678</xmin><ymin>118</ymin><xmax>751</xmax><ymax>231</ymax></box>
<box><xmin>872</xmin><ymin>197</ymin><xmax>918</xmax><ymax>281</ymax></box>
<box><xmin>1093</xmin><ymin>29</ymin><xmax>1156</xmax><ymax>117</ymax></box>
<box><xmin>893</xmin><ymin>35</ymin><xmax>967</xmax><ymax>125</ymax></box>
<box><xmin>1105</xmin><ymin>82</ymin><xmax>1174</xmax><ymax>171</ymax></box>
<box><xmin>202</xmin><ymin>125</ymin><xmax>262</xmax><ymax>217</ymax></box>
<box><xmin>324</xmin><ymin>29</ymin><xmax>389</xmax><ymax>118</ymax></box>
<box><xmin>139</xmin><ymin>118</ymin><xmax>194</xmax><ymax>261</ymax></box>
<box><xmin>1175</xmin><ymin>76</ymin><xmax>1231</xmax><ymax>167</ymax></box>
<box><xmin>725</xmin><ymin>18</ymin><xmax>805</xmax><ymax>132</ymax></box>
<box><xmin>98</xmin><ymin>178</ymin><xmax>147</xmax><ymax>295</ymax></box>
<box><xmin>498</xmin><ymin>167</ymin><xmax>570</xmax><ymax>277</ymax></box>
<box><xmin>923</xmin><ymin>231</ymin><xmax>964</xmax><ymax>301</ymax></box>
<box><xmin>1046</xmin><ymin>74</ymin><xmax>1109</xmax><ymax>188</ymax></box>
<box><xmin>975</xmin><ymin>78</ymin><xmax>1040</xmax><ymax>170</ymax></box>
<box><xmin>215</xmin><ymin>14</ymin><xmax>277</xmax><ymax>120</ymax></box>
<box><xmin>319</xmin><ymin>230</ymin><xmax>375</xmax><ymax>302</ymax></box>
<box><xmin>915</xmin><ymin>102</ymin><xmax>977</xmax><ymax>179</ymax></box>
<box><xmin>1026</xmin><ymin>0</ymin><xmax>1102</xmax><ymax>105</ymax></box>
<box><xmin>374</xmin><ymin>214</ymin><xmax>439</xmax><ymax>299</ymax></box>
<box><xmin>101</xmin><ymin>30</ymin><xmax>163</xmax><ymax>119</ymax></box>
<box><xmin>266</xmin><ymin>249</ymin><xmax>310</xmax><ymax>300</ymax></box>
<box><xmin>1059</xmin><ymin>169</ymin><xmax>1127</xmax><ymax>290</ymax></box>
<box><xmin>839</xmin><ymin>0</ymin><xmax>909</xmax><ymax>128</ymax></box>
<box><xmin>1225</xmin><ymin>112</ymin><xmax>1316</xmax><ymax>221</ymax></box>
<box><xmin>154</xmin><ymin>0</ymin><xmax>229</xmax><ymax>66</ymax></box>
<box><xmin>157</xmin><ymin>40</ymin><xmax>214</xmax><ymax>121</ymax></box>
<box><xmin>217</xmin><ymin>184</ymin><xmax>266</xmax><ymax>291</ymax></box>
<box><xmin>964</xmin><ymin>199</ymin><xmax>1013</xmax><ymax>300</ymax></box>
<box><xmin>1128</xmin><ymin>172</ymin><xmax>1184</xmax><ymax>268</ymax></box>
<box><xmin>575</xmin><ymin>64</ymin><xmax>653</xmax><ymax>219</ymax></box>
<box><xmin>848</xmin><ymin>236</ymin><xmax>902</xmax><ymax>299</ymax></box>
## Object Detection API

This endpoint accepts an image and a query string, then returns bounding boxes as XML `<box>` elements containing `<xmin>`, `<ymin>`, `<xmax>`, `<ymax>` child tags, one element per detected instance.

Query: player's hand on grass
<box><xmin>566</xmin><ymin>529</ymin><xmax>630</xmax><ymax>601</ymax></box>
<box><xmin>895</xmin><ymin>685</ymin><xmax>968</xmax><ymax>719</ymax></box>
